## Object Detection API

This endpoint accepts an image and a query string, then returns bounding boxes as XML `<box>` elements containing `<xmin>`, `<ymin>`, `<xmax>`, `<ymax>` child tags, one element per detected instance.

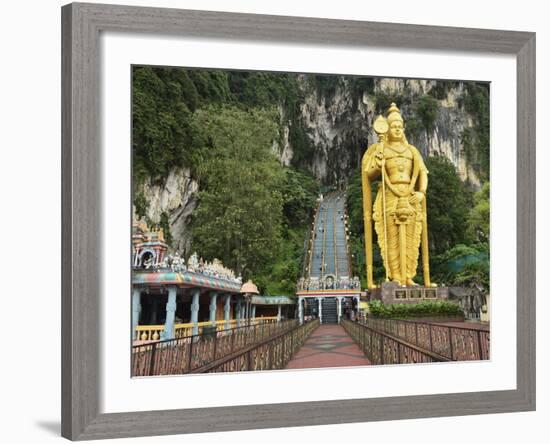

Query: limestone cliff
<box><xmin>273</xmin><ymin>76</ymin><xmax>485</xmax><ymax>187</ymax></box>
<box><xmin>134</xmin><ymin>168</ymin><xmax>198</xmax><ymax>255</ymax></box>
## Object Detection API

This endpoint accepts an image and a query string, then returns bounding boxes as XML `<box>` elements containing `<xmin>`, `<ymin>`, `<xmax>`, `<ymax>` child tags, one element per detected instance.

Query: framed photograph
<box><xmin>62</xmin><ymin>2</ymin><xmax>535</xmax><ymax>440</ymax></box>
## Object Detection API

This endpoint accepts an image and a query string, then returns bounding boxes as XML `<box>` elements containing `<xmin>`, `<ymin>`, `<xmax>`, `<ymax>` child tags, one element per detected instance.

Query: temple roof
<box><xmin>132</xmin><ymin>270</ymin><xmax>242</xmax><ymax>293</ymax></box>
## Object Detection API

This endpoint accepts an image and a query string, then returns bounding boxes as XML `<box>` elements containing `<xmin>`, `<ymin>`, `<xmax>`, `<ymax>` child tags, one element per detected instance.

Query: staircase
<box><xmin>304</xmin><ymin>299</ymin><xmax>318</xmax><ymax>318</ymax></box>
<box><xmin>321</xmin><ymin>298</ymin><xmax>338</xmax><ymax>324</ymax></box>
<box><xmin>298</xmin><ymin>191</ymin><xmax>359</xmax><ymax>325</ymax></box>
<box><xmin>308</xmin><ymin>191</ymin><xmax>351</xmax><ymax>280</ymax></box>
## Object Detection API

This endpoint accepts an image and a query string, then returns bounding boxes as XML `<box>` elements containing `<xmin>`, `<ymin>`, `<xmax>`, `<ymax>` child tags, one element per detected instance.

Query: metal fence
<box><xmin>132</xmin><ymin>319</ymin><xmax>299</xmax><ymax>376</ymax></box>
<box><xmin>342</xmin><ymin>319</ymin><xmax>450</xmax><ymax>365</ymax></box>
<box><xmin>198</xmin><ymin>319</ymin><xmax>320</xmax><ymax>373</ymax></box>
<box><xmin>364</xmin><ymin>318</ymin><xmax>490</xmax><ymax>361</ymax></box>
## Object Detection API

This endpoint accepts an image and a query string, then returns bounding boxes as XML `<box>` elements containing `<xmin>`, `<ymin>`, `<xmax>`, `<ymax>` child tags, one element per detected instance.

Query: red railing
<box><xmin>132</xmin><ymin>319</ymin><xmax>299</xmax><ymax>376</ymax></box>
<box><xmin>342</xmin><ymin>319</ymin><xmax>450</xmax><ymax>365</ymax></box>
<box><xmin>363</xmin><ymin>318</ymin><xmax>490</xmax><ymax>361</ymax></box>
<box><xmin>197</xmin><ymin>319</ymin><xmax>320</xmax><ymax>373</ymax></box>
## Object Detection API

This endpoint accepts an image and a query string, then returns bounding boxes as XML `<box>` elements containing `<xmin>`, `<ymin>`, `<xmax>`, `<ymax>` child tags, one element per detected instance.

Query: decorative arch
<box><xmin>137</xmin><ymin>248</ymin><xmax>157</xmax><ymax>267</ymax></box>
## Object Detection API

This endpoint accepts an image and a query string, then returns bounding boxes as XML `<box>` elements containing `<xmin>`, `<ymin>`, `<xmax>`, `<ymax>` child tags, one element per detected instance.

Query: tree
<box><xmin>454</xmin><ymin>260</ymin><xmax>490</xmax><ymax>291</ymax></box>
<box><xmin>280</xmin><ymin>168</ymin><xmax>319</xmax><ymax>227</ymax></box>
<box><xmin>430</xmin><ymin>243</ymin><xmax>489</xmax><ymax>289</ymax></box>
<box><xmin>467</xmin><ymin>182</ymin><xmax>490</xmax><ymax>243</ymax></box>
<box><xmin>190</xmin><ymin>106</ymin><xmax>284</xmax><ymax>279</ymax></box>
<box><xmin>425</xmin><ymin>156</ymin><xmax>474</xmax><ymax>255</ymax></box>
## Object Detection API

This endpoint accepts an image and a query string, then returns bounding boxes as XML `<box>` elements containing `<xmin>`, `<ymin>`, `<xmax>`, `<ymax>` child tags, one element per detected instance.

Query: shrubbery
<box><xmin>368</xmin><ymin>300</ymin><xmax>463</xmax><ymax>319</ymax></box>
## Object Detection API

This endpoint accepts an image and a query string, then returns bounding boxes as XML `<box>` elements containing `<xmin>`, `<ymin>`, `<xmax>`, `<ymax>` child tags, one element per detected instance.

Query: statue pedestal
<box><xmin>369</xmin><ymin>281</ymin><xmax>449</xmax><ymax>305</ymax></box>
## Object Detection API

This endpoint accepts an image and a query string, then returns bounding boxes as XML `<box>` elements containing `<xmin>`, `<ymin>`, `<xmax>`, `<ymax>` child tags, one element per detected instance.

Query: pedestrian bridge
<box><xmin>132</xmin><ymin>316</ymin><xmax>489</xmax><ymax>376</ymax></box>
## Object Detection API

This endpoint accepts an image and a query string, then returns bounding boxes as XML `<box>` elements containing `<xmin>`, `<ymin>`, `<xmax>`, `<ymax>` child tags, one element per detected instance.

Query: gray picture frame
<box><xmin>61</xmin><ymin>2</ymin><xmax>536</xmax><ymax>440</ymax></box>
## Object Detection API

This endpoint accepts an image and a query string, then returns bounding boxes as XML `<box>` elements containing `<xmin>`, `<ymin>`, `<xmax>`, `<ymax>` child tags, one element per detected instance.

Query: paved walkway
<box><xmin>285</xmin><ymin>324</ymin><xmax>371</xmax><ymax>369</ymax></box>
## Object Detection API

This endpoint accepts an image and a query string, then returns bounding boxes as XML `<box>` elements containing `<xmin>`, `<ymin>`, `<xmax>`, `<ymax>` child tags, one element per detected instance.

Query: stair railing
<box><xmin>305</xmin><ymin>198</ymin><xmax>322</xmax><ymax>279</ymax></box>
<box><xmin>321</xmin><ymin>204</ymin><xmax>327</xmax><ymax>279</ymax></box>
<box><xmin>332</xmin><ymin>194</ymin><xmax>340</xmax><ymax>277</ymax></box>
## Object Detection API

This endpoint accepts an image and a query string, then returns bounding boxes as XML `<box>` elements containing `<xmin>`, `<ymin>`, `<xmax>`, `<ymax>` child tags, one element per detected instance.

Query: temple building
<box><xmin>131</xmin><ymin>221</ymin><xmax>296</xmax><ymax>343</ymax></box>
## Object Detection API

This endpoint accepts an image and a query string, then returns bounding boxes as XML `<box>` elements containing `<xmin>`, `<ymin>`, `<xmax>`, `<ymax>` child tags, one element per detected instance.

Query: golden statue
<box><xmin>361</xmin><ymin>103</ymin><xmax>432</xmax><ymax>289</ymax></box>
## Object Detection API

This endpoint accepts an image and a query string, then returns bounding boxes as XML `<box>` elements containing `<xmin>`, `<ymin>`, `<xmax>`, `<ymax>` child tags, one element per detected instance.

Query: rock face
<box><xmin>296</xmin><ymin>76</ymin><xmax>371</xmax><ymax>185</ymax></box>
<box><xmin>136</xmin><ymin>77</ymin><xmax>486</xmax><ymax>252</ymax></box>
<box><xmin>284</xmin><ymin>77</ymin><xmax>483</xmax><ymax>187</ymax></box>
<box><xmin>135</xmin><ymin>168</ymin><xmax>198</xmax><ymax>255</ymax></box>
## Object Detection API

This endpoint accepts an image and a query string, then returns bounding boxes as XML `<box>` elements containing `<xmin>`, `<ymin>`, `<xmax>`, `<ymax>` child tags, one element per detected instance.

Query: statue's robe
<box><xmin>362</xmin><ymin>142</ymin><xmax>428</xmax><ymax>283</ymax></box>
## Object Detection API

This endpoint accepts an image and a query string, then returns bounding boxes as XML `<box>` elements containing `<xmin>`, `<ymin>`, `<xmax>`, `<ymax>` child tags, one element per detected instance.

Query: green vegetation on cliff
<box><xmin>132</xmin><ymin>67</ymin><xmax>312</xmax><ymax>187</ymax></box>
<box><xmin>461</xmin><ymin>83</ymin><xmax>490</xmax><ymax>181</ymax></box>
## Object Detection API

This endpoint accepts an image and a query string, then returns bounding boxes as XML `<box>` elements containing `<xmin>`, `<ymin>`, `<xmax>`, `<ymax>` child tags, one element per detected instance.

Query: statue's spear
<box><xmin>361</xmin><ymin>154</ymin><xmax>374</xmax><ymax>289</ymax></box>
<box><xmin>362</xmin><ymin>116</ymin><xmax>390</xmax><ymax>289</ymax></box>
<box><xmin>374</xmin><ymin>116</ymin><xmax>390</xmax><ymax>283</ymax></box>
<box><xmin>380</xmin><ymin>154</ymin><xmax>390</xmax><ymax>283</ymax></box>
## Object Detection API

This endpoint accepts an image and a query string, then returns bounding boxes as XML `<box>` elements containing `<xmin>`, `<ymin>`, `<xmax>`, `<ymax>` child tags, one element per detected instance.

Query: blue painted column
<box><xmin>277</xmin><ymin>305</ymin><xmax>282</xmax><ymax>321</ymax></box>
<box><xmin>209</xmin><ymin>292</ymin><xmax>218</xmax><ymax>326</ymax></box>
<box><xmin>251</xmin><ymin>305</ymin><xmax>256</xmax><ymax>319</ymax></box>
<box><xmin>236</xmin><ymin>299</ymin><xmax>242</xmax><ymax>327</ymax></box>
<box><xmin>224</xmin><ymin>294</ymin><xmax>231</xmax><ymax>329</ymax></box>
<box><xmin>132</xmin><ymin>288</ymin><xmax>141</xmax><ymax>341</ymax></box>
<box><xmin>161</xmin><ymin>286</ymin><xmax>177</xmax><ymax>340</ymax></box>
<box><xmin>190</xmin><ymin>288</ymin><xmax>200</xmax><ymax>336</ymax></box>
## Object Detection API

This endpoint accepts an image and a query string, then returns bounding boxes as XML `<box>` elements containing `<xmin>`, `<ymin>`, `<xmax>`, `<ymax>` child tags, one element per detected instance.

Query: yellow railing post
<box><xmin>134</xmin><ymin>317</ymin><xmax>280</xmax><ymax>343</ymax></box>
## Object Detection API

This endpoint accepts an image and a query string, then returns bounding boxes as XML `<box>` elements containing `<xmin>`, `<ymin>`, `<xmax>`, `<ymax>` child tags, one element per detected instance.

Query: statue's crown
<box><xmin>387</xmin><ymin>102</ymin><xmax>403</xmax><ymax>124</ymax></box>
